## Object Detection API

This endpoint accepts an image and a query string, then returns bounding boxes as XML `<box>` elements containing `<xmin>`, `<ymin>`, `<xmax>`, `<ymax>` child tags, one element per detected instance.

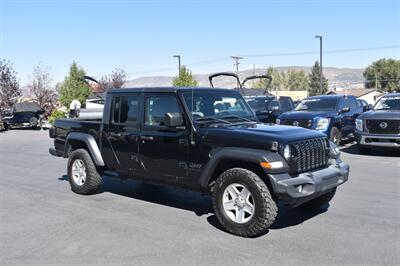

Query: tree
<box><xmin>252</xmin><ymin>67</ymin><xmax>286</xmax><ymax>91</ymax></box>
<box><xmin>29</xmin><ymin>65</ymin><xmax>58</xmax><ymax>117</ymax></box>
<box><xmin>0</xmin><ymin>59</ymin><xmax>21</xmax><ymax>114</ymax></box>
<box><xmin>363</xmin><ymin>58</ymin><xmax>400</xmax><ymax>92</ymax></box>
<box><xmin>173</xmin><ymin>66</ymin><xmax>198</xmax><ymax>87</ymax></box>
<box><xmin>98</xmin><ymin>67</ymin><xmax>127</xmax><ymax>92</ymax></box>
<box><xmin>252</xmin><ymin>67</ymin><xmax>309</xmax><ymax>92</ymax></box>
<box><xmin>58</xmin><ymin>62</ymin><xmax>91</xmax><ymax>107</ymax></box>
<box><xmin>286</xmin><ymin>69</ymin><xmax>310</xmax><ymax>91</ymax></box>
<box><xmin>308</xmin><ymin>61</ymin><xmax>328</xmax><ymax>96</ymax></box>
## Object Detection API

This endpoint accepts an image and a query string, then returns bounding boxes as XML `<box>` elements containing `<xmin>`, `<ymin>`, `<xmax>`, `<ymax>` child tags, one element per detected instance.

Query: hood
<box><xmin>358</xmin><ymin>110</ymin><xmax>400</xmax><ymax>120</ymax></box>
<box><xmin>279</xmin><ymin>110</ymin><xmax>338</xmax><ymax>120</ymax></box>
<box><xmin>203</xmin><ymin>123</ymin><xmax>327</xmax><ymax>149</ymax></box>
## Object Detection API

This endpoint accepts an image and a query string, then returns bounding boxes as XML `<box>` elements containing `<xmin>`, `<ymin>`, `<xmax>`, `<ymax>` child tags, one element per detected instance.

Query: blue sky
<box><xmin>1</xmin><ymin>0</ymin><xmax>399</xmax><ymax>84</ymax></box>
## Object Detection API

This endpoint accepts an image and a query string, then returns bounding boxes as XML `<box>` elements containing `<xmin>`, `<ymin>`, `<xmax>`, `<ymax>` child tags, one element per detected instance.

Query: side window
<box><xmin>112</xmin><ymin>95</ymin><xmax>139</xmax><ymax>125</ymax></box>
<box><xmin>279</xmin><ymin>98</ymin><xmax>292</xmax><ymax>112</ymax></box>
<box><xmin>349</xmin><ymin>97</ymin><xmax>358</xmax><ymax>111</ymax></box>
<box><xmin>269</xmin><ymin>100</ymin><xmax>280</xmax><ymax>109</ymax></box>
<box><xmin>341</xmin><ymin>98</ymin><xmax>350</xmax><ymax>110</ymax></box>
<box><xmin>145</xmin><ymin>94</ymin><xmax>181</xmax><ymax>127</ymax></box>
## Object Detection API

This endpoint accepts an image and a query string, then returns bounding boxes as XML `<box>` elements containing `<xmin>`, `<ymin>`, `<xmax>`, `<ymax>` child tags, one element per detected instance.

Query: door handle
<box><xmin>110</xmin><ymin>133</ymin><xmax>121</xmax><ymax>137</ymax></box>
<box><xmin>140</xmin><ymin>136</ymin><xmax>154</xmax><ymax>141</ymax></box>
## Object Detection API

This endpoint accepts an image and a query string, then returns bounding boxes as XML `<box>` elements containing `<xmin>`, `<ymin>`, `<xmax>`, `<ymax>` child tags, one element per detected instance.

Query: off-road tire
<box><xmin>330</xmin><ymin>127</ymin><xmax>341</xmax><ymax>146</ymax></box>
<box><xmin>212</xmin><ymin>168</ymin><xmax>278</xmax><ymax>237</ymax></box>
<box><xmin>67</xmin><ymin>148</ymin><xmax>102</xmax><ymax>195</ymax></box>
<box><xmin>299</xmin><ymin>188</ymin><xmax>337</xmax><ymax>210</ymax></box>
<box><xmin>29</xmin><ymin>117</ymin><xmax>38</xmax><ymax>128</ymax></box>
<box><xmin>357</xmin><ymin>145</ymin><xmax>371</xmax><ymax>154</ymax></box>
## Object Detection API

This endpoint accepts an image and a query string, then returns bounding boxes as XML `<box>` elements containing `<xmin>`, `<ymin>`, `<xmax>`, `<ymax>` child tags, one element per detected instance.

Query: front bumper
<box><xmin>355</xmin><ymin>132</ymin><xmax>400</xmax><ymax>148</ymax></box>
<box><xmin>268</xmin><ymin>161</ymin><xmax>349</xmax><ymax>207</ymax></box>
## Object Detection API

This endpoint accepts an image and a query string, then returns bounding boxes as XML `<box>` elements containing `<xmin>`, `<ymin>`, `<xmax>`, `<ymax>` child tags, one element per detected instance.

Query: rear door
<box><xmin>279</xmin><ymin>97</ymin><xmax>295</xmax><ymax>113</ymax></box>
<box><xmin>107</xmin><ymin>93</ymin><xmax>141</xmax><ymax>175</ymax></box>
<box><xmin>339</xmin><ymin>97</ymin><xmax>357</xmax><ymax>137</ymax></box>
<box><xmin>138</xmin><ymin>93</ymin><xmax>189</xmax><ymax>182</ymax></box>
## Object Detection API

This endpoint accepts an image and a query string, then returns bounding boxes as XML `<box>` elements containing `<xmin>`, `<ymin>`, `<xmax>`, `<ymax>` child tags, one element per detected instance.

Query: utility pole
<box><xmin>315</xmin><ymin>35</ymin><xmax>323</xmax><ymax>91</ymax></box>
<box><xmin>173</xmin><ymin>55</ymin><xmax>181</xmax><ymax>77</ymax></box>
<box><xmin>230</xmin><ymin>56</ymin><xmax>243</xmax><ymax>88</ymax></box>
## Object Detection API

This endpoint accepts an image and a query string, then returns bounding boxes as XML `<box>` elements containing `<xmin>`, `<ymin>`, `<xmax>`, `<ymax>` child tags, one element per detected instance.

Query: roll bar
<box><xmin>241</xmin><ymin>75</ymin><xmax>273</xmax><ymax>95</ymax></box>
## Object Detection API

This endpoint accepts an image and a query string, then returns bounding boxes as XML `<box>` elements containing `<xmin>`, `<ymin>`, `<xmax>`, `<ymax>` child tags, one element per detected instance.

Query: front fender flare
<box><xmin>64</xmin><ymin>132</ymin><xmax>104</xmax><ymax>166</ymax></box>
<box><xmin>199</xmin><ymin>147</ymin><xmax>288</xmax><ymax>188</ymax></box>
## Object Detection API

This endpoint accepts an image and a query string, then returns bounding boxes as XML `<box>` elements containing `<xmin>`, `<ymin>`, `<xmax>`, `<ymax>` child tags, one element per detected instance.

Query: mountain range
<box><xmin>124</xmin><ymin>67</ymin><xmax>365</xmax><ymax>89</ymax></box>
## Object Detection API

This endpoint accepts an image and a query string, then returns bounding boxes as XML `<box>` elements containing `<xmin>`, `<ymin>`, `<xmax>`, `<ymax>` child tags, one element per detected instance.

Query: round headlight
<box><xmin>283</xmin><ymin>145</ymin><xmax>291</xmax><ymax>160</ymax></box>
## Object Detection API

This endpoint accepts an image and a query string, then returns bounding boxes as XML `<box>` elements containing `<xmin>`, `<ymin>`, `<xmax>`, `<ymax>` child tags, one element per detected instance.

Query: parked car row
<box><xmin>1</xmin><ymin>102</ymin><xmax>44</xmax><ymax>131</ymax></box>
<box><xmin>208</xmin><ymin>73</ymin><xmax>366</xmax><ymax>146</ymax></box>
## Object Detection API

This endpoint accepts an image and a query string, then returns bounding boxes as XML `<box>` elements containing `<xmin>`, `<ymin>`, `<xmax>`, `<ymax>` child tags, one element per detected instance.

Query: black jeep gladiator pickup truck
<box><xmin>49</xmin><ymin>87</ymin><xmax>349</xmax><ymax>237</ymax></box>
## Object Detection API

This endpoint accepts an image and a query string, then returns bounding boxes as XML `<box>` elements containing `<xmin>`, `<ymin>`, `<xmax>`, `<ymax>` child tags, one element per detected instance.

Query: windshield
<box><xmin>245</xmin><ymin>97</ymin><xmax>274</xmax><ymax>112</ymax></box>
<box><xmin>182</xmin><ymin>91</ymin><xmax>255</xmax><ymax>122</ymax></box>
<box><xmin>295</xmin><ymin>97</ymin><xmax>338</xmax><ymax>111</ymax></box>
<box><xmin>374</xmin><ymin>96</ymin><xmax>400</xmax><ymax>111</ymax></box>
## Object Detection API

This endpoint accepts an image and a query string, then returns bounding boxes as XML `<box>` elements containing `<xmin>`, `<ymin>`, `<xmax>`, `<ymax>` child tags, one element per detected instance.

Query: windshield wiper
<box><xmin>195</xmin><ymin>116</ymin><xmax>232</xmax><ymax>125</ymax></box>
<box><xmin>221</xmin><ymin>115</ymin><xmax>256</xmax><ymax>123</ymax></box>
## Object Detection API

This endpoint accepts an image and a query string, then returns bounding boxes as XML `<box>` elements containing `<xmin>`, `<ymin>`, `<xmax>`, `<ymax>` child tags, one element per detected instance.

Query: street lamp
<box><xmin>173</xmin><ymin>55</ymin><xmax>181</xmax><ymax>76</ymax></box>
<box><xmin>315</xmin><ymin>35</ymin><xmax>323</xmax><ymax>91</ymax></box>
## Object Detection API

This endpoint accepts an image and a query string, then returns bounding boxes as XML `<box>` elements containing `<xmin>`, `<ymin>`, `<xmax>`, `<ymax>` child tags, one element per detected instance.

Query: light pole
<box><xmin>315</xmin><ymin>35</ymin><xmax>323</xmax><ymax>91</ymax></box>
<box><xmin>173</xmin><ymin>55</ymin><xmax>181</xmax><ymax>76</ymax></box>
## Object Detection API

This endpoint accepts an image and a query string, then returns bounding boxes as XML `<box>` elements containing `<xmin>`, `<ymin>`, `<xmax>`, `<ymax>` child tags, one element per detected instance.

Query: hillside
<box><xmin>124</xmin><ymin>67</ymin><xmax>365</xmax><ymax>89</ymax></box>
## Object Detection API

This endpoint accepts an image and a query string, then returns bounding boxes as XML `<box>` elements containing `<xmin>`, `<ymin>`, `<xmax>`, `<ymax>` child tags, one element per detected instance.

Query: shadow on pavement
<box><xmin>340</xmin><ymin>142</ymin><xmax>400</xmax><ymax>157</ymax></box>
<box><xmin>59</xmin><ymin>174</ymin><xmax>330</xmax><ymax>236</ymax></box>
<box><xmin>59</xmin><ymin>174</ymin><xmax>213</xmax><ymax>216</ymax></box>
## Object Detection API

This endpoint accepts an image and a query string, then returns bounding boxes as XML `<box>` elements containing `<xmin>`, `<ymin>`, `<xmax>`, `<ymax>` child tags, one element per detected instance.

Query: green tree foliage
<box><xmin>252</xmin><ymin>67</ymin><xmax>285</xmax><ymax>91</ymax></box>
<box><xmin>0</xmin><ymin>59</ymin><xmax>21</xmax><ymax>114</ymax></box>
<box><xmin>58</xmin><ymin>62</ymin><xmax>90</xmax><ymax>107</ymax></box>
<box><xmin>252</xmin><ymin>67</ymin><xmax>310</xmax><ymax>92</ymax></box>
<box><xmin>286</xmin><ymin>69</ymin><xmax>309</xmax><ymax>91</ymax></box>
<box><xmin>308</xmin><ymin>61</ymin><xmax>328</xmax><ymax>96</ymax></box>
<box><xmin>173</xmin><ymin>66</ymin><xmax>198</xmax><ymax>87</ymax></box>
<box><xmin>363</xmin><ymin>58</ymin><xmax>400</xmax><ymax>92</ymax></box>
<box><xmin>48</xmin><ymin>109</ymin><xmax>67</xmax><ymax>125</ymax></box>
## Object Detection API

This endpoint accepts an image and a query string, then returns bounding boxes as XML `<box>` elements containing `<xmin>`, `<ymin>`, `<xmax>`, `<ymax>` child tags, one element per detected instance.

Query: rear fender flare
<box><xmin>64</xmin><ymin>132</ymin><xmax>104</xmax><ymax>166</ymax></box>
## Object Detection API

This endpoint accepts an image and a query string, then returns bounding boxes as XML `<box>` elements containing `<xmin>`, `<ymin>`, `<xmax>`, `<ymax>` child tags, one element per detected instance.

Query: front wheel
<box><xmin>329</xmin><ymin>126</ymin><xmax>342</xmax><ymax>146</ymax></box>
<box><xmin>67</xmin><ymin>148</ymin><xmax>102</xmax><ymax>195</ymax></box>
<box><xmin>212</xmin><ymin>168</ymin><xmax>277</xmax><ymax>237</ymax></box>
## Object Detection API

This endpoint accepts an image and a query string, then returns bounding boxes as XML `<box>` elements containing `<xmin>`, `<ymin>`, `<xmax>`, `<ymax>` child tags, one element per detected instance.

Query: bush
<box><xmin>48</xmin><ymin>109</ymin><xmax>67</xmax><ymax>125</ymax></box>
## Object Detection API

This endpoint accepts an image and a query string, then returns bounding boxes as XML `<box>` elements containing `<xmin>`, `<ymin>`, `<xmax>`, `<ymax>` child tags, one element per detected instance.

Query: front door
<box><xmin>107</xmin><ymin>93</ymin><xmax>141</xmax><ymax>175</ymax></box>
<box><xmin>139</xmin><ymin>93</ymin><xmax>189</xmax><ymax>182</ymax></box>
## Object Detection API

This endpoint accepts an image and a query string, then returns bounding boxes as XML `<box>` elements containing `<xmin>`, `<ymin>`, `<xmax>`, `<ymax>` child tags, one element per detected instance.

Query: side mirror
<box><xmin>363</xmin><ymin>104</ymin><xmax>372</xmax><ymax>112</ymax></box>
<box><xmin>340</xmin><ymin>107</ymin><xmax>350</xmax><ymax>113</ymax></box>
<box><xmin>165</xmin><ymin>112</ymin><xmax>184</xmax><ymax>128</ymax></box>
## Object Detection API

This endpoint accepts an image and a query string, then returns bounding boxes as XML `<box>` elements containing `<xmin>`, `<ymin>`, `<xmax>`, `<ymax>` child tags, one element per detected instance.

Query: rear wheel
<box><xmin>299</xmin><ymin>188</ymin><xmax>336</xmax><ymax>210</ymax></box>
<box><xmin>29</xmin><ymin>117</ymin><xmax>38</xmax><ymax>128</ymax></box>
<box><xmin>329</xmin><ymin>126</ymin><xmax>341</xmax><ymax>146</ymax></box>
<box><xmin>67</xmin><ymin>149</ymin><xmax>102</xmax><ymax>195</ymax></box>
<box><xmin>212</xmin><ymin>168</ymin><xmax>277</xmax><ymax>237</ymax></box>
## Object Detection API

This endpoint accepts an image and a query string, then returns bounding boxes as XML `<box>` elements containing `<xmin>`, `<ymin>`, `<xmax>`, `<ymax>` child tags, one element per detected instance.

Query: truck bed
<box><xmin>52</xmin><ymin>118</ymin><xmax>102</xmax><ymax>154</ymax></box>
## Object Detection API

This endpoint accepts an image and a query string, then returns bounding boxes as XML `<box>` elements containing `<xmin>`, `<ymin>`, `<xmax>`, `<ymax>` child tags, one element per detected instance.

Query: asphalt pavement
<box><xmin>1</xmin><ymin>129</ymin><xmax>399</xmax><ymax>265</ymax></box>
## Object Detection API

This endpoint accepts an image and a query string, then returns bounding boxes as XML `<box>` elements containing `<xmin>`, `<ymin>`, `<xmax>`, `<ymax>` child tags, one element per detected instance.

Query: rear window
<box><xmin>112</xmin><ymin>95</ymin><xmax>139</xmax><ymax>124</ymax></box>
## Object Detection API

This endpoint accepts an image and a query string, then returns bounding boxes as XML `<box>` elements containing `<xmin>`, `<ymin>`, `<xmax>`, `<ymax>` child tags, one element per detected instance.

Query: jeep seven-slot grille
<box><xmin>289</xmin><ymin>138</ymin><xmax>330</xmax><ymax>175</ymax></box>
<box><xmin>281</xmin><ymin>119</ymin><xmax>312</xmax><ymax>129</ymax></box>
<box><xmin>366</xmin><ymin>120</ymin><xmax>400</xmax><ymax>134</ymax></box>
